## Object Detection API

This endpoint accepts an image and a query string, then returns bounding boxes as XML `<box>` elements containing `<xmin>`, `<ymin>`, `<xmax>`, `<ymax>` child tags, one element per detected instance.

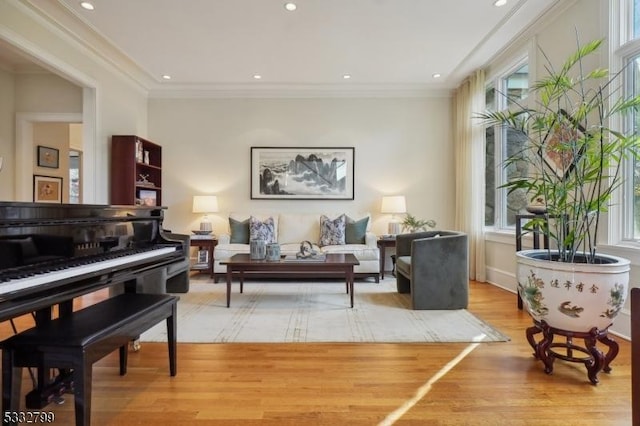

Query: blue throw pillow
<box><xmin>345</xmin><ymin>216</ymin><xmax>369</xmax><ymax>244</ymax></box>
<box><xmin>229</xmin><ymin>218</ymin><xmax>249</xmax><ymax>244</ymax></box>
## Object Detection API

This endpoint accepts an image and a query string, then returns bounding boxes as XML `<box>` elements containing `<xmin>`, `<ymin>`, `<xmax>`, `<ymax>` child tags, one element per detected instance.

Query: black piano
<box><xmin>0</xmin><ymin>201</ymin><xmax>189</xmax><ymax>408</ymax></box>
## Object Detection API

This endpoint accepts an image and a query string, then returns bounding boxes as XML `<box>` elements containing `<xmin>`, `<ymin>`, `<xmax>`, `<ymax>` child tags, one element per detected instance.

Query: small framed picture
<box><xmin>33</xmin><ymin>175</ymin><xmax>63</xmax><ymax>203</ymax></box>
<box><xmin>197</xmin><ymin>249</ymin><xmax>209</xmax><ymax>264</ymax></box>
<box><xmin>37</xmin><ymin>146</ymin><xmax>60</xmax><ymax>168</ymax></box>
<box><xmin>138</xmin><ymin>189</ymin><xmax>157</xmax><ymax>206</ymax></box>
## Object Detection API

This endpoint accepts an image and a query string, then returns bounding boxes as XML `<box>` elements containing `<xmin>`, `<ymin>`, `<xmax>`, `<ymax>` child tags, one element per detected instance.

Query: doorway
<box><xmin>69</xmin><ymin>150</ymin><xmax>82</xmax><ymax>204</ymax></box>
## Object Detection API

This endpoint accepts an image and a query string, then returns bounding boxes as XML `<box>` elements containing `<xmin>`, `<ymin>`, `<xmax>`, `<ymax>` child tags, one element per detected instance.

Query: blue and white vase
<box><xmin>250</xmin><ymin>238</ymin><xmax>266</xmax><ymax>260</ymax></box>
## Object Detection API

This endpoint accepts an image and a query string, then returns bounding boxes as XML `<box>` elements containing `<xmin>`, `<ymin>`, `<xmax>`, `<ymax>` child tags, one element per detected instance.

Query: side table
<box><xmin>377</xmin><ymin>237</ymin><xmax>396</xmax><ymax>279</ymax></box>
<box><xmin>190</xmin><ymin>235</ymin><xmax>217</xmax><ymax>278</ymax></box>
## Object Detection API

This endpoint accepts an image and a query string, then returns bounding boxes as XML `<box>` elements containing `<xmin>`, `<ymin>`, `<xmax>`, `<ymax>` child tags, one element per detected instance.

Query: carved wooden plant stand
<box><xmin>526</xmin><ymin>320</ymin><xmax>619</xmax><ymax>385</ymax></box>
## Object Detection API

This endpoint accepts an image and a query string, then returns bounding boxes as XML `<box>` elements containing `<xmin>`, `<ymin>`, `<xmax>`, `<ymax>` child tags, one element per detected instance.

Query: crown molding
<box><xmin>13</xmin><ymin>0</ymin><xmax>151</xmax><ymax>94</ymax></box>
<box><xmin>148</xmin><ymin>83</ymin><xmax>453</xmax><ymax>99</ymax></box>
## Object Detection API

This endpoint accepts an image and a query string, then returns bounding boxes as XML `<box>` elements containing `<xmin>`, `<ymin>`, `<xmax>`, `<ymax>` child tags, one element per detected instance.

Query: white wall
<box><xmin>0</xmin><ymin>0</ymin><xmax>149</xmax><ymax>203</ymax></box>
<box><xmin>0</xmin><ymin>68</ymin><xmax>15</xmax><ymax>200</ymax></box>
<box><xmin>14</xmin><ymin>73</ymin><xmax>82</xmax><ymax>113</ymax></box>
<box><xmin>149</xmin><ymin>96</ymin><xmax>455</xmax><ymax>237</ymax></box>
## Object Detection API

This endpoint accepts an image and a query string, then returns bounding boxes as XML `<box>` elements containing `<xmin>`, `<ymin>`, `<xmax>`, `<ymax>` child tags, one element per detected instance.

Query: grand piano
<box><xmin>0</xmin><ymin>201</ymin><xmax>189</xmax><ymax>407</ymax></box>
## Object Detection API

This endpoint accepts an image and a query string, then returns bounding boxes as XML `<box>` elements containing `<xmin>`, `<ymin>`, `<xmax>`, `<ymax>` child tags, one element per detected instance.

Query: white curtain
<box><xmin>453</xmin><ymin>69</ymin><xmax>486</xmax><ymax>282</ymax></box>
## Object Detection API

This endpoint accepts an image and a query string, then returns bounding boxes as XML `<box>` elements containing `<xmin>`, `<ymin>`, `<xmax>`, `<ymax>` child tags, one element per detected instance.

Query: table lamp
<box><xmin>381</xmin><ymin>195</ymin><xmax>406</xmax><ymax>235</ymax></box>
<box><xmin>192</xmin><ymin>195</ymin><xmax>218</xmax><ymax>234</ymax></box>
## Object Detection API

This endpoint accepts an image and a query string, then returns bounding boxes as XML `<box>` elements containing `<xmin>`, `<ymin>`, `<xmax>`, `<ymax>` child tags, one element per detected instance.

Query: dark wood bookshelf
<box><xmin>110</xmin><ymin>135</ymin><xmax>162</xmax><ymax>206</ymax></box>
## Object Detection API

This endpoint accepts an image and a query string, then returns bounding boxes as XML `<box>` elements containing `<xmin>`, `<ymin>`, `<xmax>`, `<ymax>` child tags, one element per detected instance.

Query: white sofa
<box><xmin>213</xmin><ymin>212</ymin><xmax>380</xmax><ymax>282</ymax></box>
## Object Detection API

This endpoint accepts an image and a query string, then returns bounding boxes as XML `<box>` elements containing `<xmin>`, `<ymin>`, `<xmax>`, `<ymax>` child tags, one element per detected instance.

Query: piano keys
<box><xmin>0</xmin><ymin>246</ymin><xmax>177</xmax><ymax>297</ymax></box>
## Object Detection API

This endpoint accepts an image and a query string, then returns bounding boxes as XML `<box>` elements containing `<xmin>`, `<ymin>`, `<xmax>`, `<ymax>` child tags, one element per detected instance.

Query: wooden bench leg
<box><xmin>119</xmin><ymin>345</ymin><xmax>128</xmax><ymax>376</ymax></box>
<box><xmin>74</xmin><ymin>361</ymin><xmax>92</xmax><ymax>426</ymax></box>
<box><xmin>167</xmin><ymin>303</ymin><xmax>177</xmax><ymax>376</ymax></box>
<box><xmin>2</xmin><ymin>348</ymin><xmax>21</xmax><ymax>423</ymax></box>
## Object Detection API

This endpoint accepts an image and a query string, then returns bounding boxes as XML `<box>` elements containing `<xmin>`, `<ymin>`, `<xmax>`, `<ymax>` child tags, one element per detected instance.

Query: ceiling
<box><xmin>4</xmin><ymin>0</ymin><xmax>563</xmax><ymax>96</ymax></box>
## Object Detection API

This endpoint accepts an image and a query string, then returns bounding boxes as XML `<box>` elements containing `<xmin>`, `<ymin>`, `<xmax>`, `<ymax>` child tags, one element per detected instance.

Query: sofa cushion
<box><xmin>278</xmin><ymin>214</ymin><xmax>321</xmax><ymax>244</ymax></box>
<box><xmin>345</xmin><ymin>216</ymin><xmax>369</xmax><ymax>244</ymax></box>
<box><xmin>249</xmin><ymin>216</ymin><xmax>276</xmax><ymax>243</ymax></box>
<box><xmin>319</xmin><ymin>214</ymin><xmax>346</xmax><ymax>246</ymax></box>
<box><xmin>229</xmin><ymin>218</ymin><xmax>249</xmax><ymax>244</ymax></box>
<box><xmin>214</xmin><ymin>243</ymin><xmax>256</xmax><ymax>260</ymax></box>
<box><xmin>396</xmin><ymin>256</ymin><xmax>411</xmax><ymax>277</ymax></box>
<box><xmin>320</xmin><ymin>244</ymin><xmax>379</xmax><ymax>261</ymax></box>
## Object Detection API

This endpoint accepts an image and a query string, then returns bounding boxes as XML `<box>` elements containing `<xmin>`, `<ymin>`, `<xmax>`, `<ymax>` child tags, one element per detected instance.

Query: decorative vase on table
<box><xmin>265</xmin><ymin>243</ymin><xmax>280</xmax><ymax>262</ymax></box>
<box><xmin>250</xmin><ymin>238</ymin><xmax>266</xmax><ymax>260</ymax></box>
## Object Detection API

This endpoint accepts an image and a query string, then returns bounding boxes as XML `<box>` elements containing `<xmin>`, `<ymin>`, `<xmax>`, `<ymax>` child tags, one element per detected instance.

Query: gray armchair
<box><xmin>395</xmin><ymin>231</ymin><xmax>469</xmax><ymax>309</ymax></box>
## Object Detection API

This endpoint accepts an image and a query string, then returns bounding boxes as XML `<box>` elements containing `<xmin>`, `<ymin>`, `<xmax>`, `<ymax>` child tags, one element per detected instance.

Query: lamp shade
<box><xmin>381</xmin><ymin>195</ymin><xmax>406</xmax><ymax>214</ymax></box>
<box><xmin>192</xmin><ymin>195</ymin><xmax>219</xmax><ymax>213</ymax></box>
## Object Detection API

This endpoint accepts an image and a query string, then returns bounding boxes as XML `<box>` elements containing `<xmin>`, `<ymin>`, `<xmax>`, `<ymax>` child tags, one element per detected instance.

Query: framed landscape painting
<box><xmin>251</xmin><ymin>147</ymin><xmax>355</xmax><ymax>200</ymax></box>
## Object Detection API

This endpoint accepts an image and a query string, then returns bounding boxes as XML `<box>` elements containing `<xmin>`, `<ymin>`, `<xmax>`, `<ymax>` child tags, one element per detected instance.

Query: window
<box><xmin>484</xmin><ymin>61</ymin><xmax>529</xmax><ymax>228</ymax></box>
<box><xmin>634</xmin><ymin>0</ymin><xmax>640</xmax><ymax>39</ymax></box>
<box><xmin>505</xmin><ymin>64</ymin><xmax>528</xmax><ymax>109</ymax></box>
<box><xmin>616</xmin><ymin>1</ymin><xmax>640</xmax><ymax>240</ymax></box>
<box><xmin>69</xmin><ymin>150</ymin><xmax>82</xmax><ymax>204</ymax></box>
<box><xmin>623</xmin><ymin>53</ymin><xmax>640</xmax><ymax>239</ymax></box>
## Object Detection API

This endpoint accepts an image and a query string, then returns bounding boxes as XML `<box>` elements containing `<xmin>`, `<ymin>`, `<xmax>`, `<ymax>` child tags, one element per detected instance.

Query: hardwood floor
<box><xmin>0</xmin><ymin>280</ymin><xmax>632</xmax><ymax>425</ymax></box>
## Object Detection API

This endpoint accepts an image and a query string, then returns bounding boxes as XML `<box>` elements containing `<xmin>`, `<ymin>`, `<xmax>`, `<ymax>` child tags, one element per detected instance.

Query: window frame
<box><xmin>484</xmin><ymin>56</ymin><xmax>530</xmax><ymax>231</ymax></box>
<box><xmin>612</xmin><ymin>0</ymin><xmax>640</xmax><ymax>244</ymax></box>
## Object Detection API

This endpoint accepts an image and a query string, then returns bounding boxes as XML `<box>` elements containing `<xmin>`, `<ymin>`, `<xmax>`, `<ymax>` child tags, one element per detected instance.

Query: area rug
<box><xmin>140</xmin><ymin>278</ymin><xmax>510</xmax><ymax>343</ymax></box>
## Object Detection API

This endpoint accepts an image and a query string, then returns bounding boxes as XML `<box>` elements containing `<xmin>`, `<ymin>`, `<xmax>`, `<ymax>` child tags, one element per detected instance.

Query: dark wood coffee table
<box><xmin>221</xmin><ymin>253</ymin><xmax>360</xmax><ymax>308</ymax></box>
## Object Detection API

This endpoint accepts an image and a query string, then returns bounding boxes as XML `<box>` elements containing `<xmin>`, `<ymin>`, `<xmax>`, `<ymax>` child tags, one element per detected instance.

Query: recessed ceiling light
<box><xmin>253</xmin><ymin>74</ymin><xmax>262</xmax><ymax>80</ymax></box>
<box><xmin>284</xmin><ymin>2</ymin><xmax>297</xmax><ymax>11</ymax></box>
<box><xmin>343</xmin><ymin>74</ymin><xmax>351</xmax><ymax>80</ymax></box>
<box><xmin>432</xmin><ymin>73</ymin><xmax>441</xmax><ymax>79</ymax></box>
<box><xmin>493</xmin><ymin>0</ymin><xmax>507</xmax><ymax>6</ymax></box>
<box><xmin>162</xmin><ymin>75</ymin><xmax>171</xmax><ymax>80</ymax></box>
<box><xmin>80</xmin><ymin>1</ymin><xmax>95</xmax><ymax>10</ymax></box>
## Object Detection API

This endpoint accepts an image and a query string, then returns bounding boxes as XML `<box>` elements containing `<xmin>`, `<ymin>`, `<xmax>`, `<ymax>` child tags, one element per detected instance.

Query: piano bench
<box><xmin>0</xmin><ymin>293</ymin><xmax>179</xmax><ymax>426</ymax></box>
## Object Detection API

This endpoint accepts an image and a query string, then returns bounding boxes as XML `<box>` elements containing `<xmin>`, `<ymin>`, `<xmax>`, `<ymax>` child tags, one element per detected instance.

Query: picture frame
<box><xmin>138</xmin><ymin>189</ymin><xmax>157</xmax><ymax>206</ymax></box>
<box><xmin>250</xmin><ymin>147</ymin><xmax>355</xmax><ymax>200</ymax></box>
<box><xmin>538</xmin><ymin>110</ymin><xmax>586</xmax><ymax>179</ymax></box>
<box><xmin>33</xmin><ymin>175</ymin><xmax>63</xmax><ymax>203</ymax></box>
<box><xmin>37</xmin><ymin>145</ymin><xmax>59</xmax><ymax>169</ymax></box>
<box><xmin>197</xmin><ymin>249</ymin><xmax>209</xmax><ymax>264</ymax></box>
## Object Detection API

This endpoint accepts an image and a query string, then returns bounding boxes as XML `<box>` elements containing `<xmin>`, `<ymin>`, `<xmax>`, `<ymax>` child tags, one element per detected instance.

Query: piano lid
<box><xmin>0</xmin><ymin>201</ymin><xmax>167</xmax><ymax>228</ymax></box>
<box><xmin>0</xmin><ymin>202</ymin><xmax>173</xmax><ymax>271</ymax></box>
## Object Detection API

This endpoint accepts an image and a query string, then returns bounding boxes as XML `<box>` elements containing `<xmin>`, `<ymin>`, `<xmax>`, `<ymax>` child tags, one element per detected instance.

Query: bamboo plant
<box><xmin>477</xmin><ymin>38</ymin><xmax>640</xmax><ymax>263</ymax></box>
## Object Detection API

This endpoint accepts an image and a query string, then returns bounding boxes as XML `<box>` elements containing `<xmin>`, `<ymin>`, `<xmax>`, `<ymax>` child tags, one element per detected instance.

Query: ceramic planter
<box><xmin>516</xmin><ymin>250</ymin><xmax>630</xmax><ymax>333</ymax></box>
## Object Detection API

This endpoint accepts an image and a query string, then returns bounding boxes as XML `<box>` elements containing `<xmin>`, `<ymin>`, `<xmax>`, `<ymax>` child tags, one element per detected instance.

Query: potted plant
<box><xmin>478</xmin><ymin>39</ymin><xmax>640</xmax><ymax>383</ymax></box>
<box><xmin>401</xmin><ymin>214</ymin><xmax>436</xmax><ymax>233</ymax></box>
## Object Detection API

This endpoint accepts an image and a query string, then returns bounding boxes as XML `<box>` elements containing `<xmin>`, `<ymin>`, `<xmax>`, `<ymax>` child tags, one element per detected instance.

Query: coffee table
<box><xmin>221</xmin><ymin>253</ymin><xmax>360</xmax><ymax>308</ymax></box>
